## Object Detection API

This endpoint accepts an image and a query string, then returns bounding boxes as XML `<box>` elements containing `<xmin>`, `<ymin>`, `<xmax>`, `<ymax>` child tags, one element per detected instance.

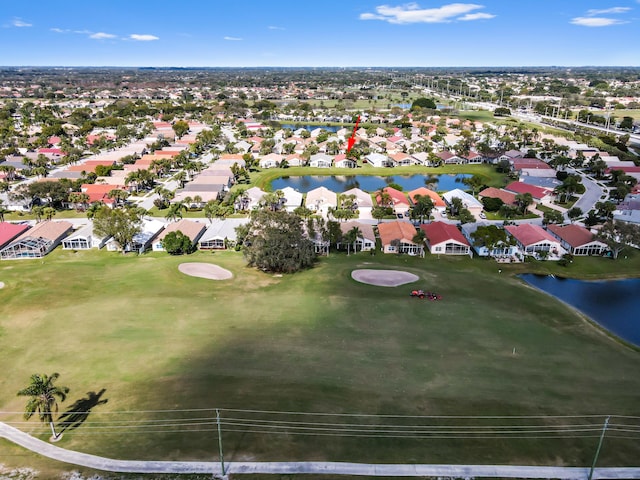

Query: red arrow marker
<box><xmin>346</xmin><ymin>115</ymin><xmax>361</xmax><ymax>155</ymax></box>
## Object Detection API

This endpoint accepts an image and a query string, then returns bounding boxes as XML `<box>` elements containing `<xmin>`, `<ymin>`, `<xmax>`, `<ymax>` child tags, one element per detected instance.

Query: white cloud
<box><xmin>570</xmin><ymin>16</ymin><xmax>627</xmax><ymax>26</ymax></box>
<box><xmin>13</xmin><ymin>18</ymin><xmax>32</xmax><ymax>27</ymax></box>
<box><xmin>268</xmin><ymin>25</ymin><xmax>285</xmax><ymax>30</ymax></box>
<box><xmin>90</xmin><ymin>32</ymin><xmax>117</xmax><ymax>39</ymax></box>
<box><xmin>587</xmin><ymin>7</ymin><xmax>631</xmax><ymax>15</ymax></box>
<box><xmin>359</xmin><ymin>2</ymin><xmax>494</xmax><ymax>24</ymax></box>
<box><xmin>458</xmin><ymin>12</ymin><xmax>495</xmax><ymax>21</ymax></box>
<box><xmin>129</xmin><ymin>34</ymin><xmax>159</xmax><ymax>41</ymax></box>
<box><xmin>223</xmin><ymin>36</ymin><xmax>243</xmax><ymax>41</ymax></box>
<box><xmin>50</xmin><ymin>27</ymin><xmax>68</xmax><ymax>33</ymax></box>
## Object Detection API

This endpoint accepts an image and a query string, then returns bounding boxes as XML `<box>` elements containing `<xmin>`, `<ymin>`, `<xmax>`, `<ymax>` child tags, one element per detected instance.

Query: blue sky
<box><xmin>1</xmin><ymin>1</ymin><xmax>639</xmax><ymax>67</ymax></box>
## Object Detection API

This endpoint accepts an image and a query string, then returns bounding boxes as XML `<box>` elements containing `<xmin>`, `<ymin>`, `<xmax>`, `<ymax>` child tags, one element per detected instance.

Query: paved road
<box><xmin>562</xmin><ymin>167</ymin><xmax>607</xmax><ymax>222</ymax></box>
<box><xmin>1</xmin><ymin>422</ymin><xmax>639</xmax><ymax>478</ymax></box>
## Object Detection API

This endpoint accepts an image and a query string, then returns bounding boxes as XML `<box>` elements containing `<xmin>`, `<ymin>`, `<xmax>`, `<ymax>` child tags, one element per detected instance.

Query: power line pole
<box><xmin>588</xmin><ymin>416</ymin><xmax>610</xmax><ymax>480</ymax></box>
<box><xmin>216</xmin><ymin>409</ymin><xmax>225</xmax><ymax>477</ymax></box>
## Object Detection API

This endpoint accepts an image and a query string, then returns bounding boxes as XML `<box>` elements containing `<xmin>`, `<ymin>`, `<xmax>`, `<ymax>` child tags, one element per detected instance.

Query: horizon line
<box><xmin>1</xmin><ymin>65</ymin><xmax>639</xmax><ymax>69</ymax></box>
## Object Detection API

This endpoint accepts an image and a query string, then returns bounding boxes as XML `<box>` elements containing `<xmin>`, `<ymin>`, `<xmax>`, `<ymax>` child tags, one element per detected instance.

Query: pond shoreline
<box><xmin>519</xmin><ymin>274</ymin><xmax>640</xmax><ymax>350</ymax></box>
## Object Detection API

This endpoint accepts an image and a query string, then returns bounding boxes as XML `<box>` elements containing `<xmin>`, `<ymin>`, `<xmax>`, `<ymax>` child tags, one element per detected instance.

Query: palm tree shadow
<box><xmin>57</xmin><ymin>389</ymin><xmax>108</xmax><ymax>433</ymax></box>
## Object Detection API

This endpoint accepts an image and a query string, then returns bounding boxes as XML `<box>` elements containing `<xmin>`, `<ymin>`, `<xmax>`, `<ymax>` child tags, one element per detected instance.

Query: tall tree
<box><xmin>17</xmin><ymin>373</ymin><xmax>69</xmax><ymax>440</ymax></box>
<box><xmin>597</xmin><ymin>220</ymin><xmax>640</xmax><ymax>259</ymax></box>
<box><xmin>240</xmin><ymin>210</ymin><xmax>316</xmax><ymax>273</ymax></box>
<box><xmin>93</xmin><ymin>206</ymin><xmax>142</xmax><ymax>253</ymax></box>
<box><xmin>172</xmin><ymin>120</ymin><xmax>190</xmax><ymax>139</ymax></box>
<box><xmin>410</xmin><ymin>195</ymin><xmax>435</xmax><ymax>223</ymax></box>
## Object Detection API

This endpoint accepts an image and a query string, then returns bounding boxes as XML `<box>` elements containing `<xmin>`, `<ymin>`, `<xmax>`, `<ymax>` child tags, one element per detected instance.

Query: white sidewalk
<box><xmin>1</xmin><ymin>422</ymin><xmax>639</xmax><ymax>478</ymax></box>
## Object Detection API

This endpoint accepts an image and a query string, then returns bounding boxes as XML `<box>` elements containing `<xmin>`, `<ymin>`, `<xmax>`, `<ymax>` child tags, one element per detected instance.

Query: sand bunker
<box><xmin>178</xmin><ymin>263</ymin><xmax>233</xmax><ymax>280</ymax></box>
<box><xmin>351</xmin><ymin>269</ymin><xmax>419</xmax><ymax>287</ymax></box>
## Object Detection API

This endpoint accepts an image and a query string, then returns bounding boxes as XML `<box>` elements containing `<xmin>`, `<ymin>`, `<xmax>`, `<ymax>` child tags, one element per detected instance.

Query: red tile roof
<box><xmin>478</xmin><ymin>187</ymin><xmax>517</xmax><ymax>205</ymax></box>
<box><xmin>0</xmin><ymin>222</ymin><xmax>30</xmax><ymax>249</ymax></box>
<box><xmin>505</xmin><ymin>223</ymin><xmax>558</xmax><ymax>246</ymax></box>
<box><xmin>376</xmin><ymin>187</ymin><xmax>409</xmax><ymax>207</ymax></box>
<box><xmin>407</xmin><ymin>187</ymin><xmax>446</xmax><ymax>208</ymax></box>
<box><xmin>504</xmin><ymin>181</ymin><xmax>549</xmax><ymax>200</ymax></box>
<box><xmin>547</xmin><ymin>224</ymin><xmax>598</xmax><ymax>248</ymax></box>
<box><xmin>378</xmin><ymin>221</ymin><xmax>417</xmax><ymax>246</ymax></box>
<box><xmin>511</xmin><ymin>158</ymin><xmax>552</xmax><ymax>170</ymax></box>
<box><xmin>420</xmin><ymin>221</ymin><xmax>469</xmax><ymax>247</ymax></box>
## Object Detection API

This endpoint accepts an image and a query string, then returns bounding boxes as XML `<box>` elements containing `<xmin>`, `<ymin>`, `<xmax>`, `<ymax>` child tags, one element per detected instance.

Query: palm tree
<box><xmin>125</xmin><ymin>171</ymin><xmax>141</xmax><ymax>193</ymax></box>
<box><xmin>0</xmin><ymin>200</ymin><xmax>9</xmax><ymax>222</ymax></box>
<box><xmin>32</xmin><ymin>205</ymin><xmax>44</xmax><ymax>222</ymax></box>
<box><xmin>348</xmin><ymin>226</ymin><xmax>362</xmax><ymax>254</ymax></box>
<box><xmin>108</xmin><ymin>189</ymin><xmax>129</xmax><ymax>208</ymax></box>
<box><xmin>17</xmin><ymin>373</ymin><xmax>69</xmax><ymax>440</ymax></box>
<box><xmin>68</xmin><ymin>192</ymin><xmax>90</xmax><ymax>212</ymax></box>
<box><xmin>43</xmin><ymin>206</ymin><xmax>57</xmax><ymax>221</ymax></box>
<box><xmin>86</xmin><ymin>201</ymin><xmax>104</xmax><ymax>220</ymax></box>
<box><xmin>165</xmin><ymin>202</ymin><xmax>186</xmax><ymax>222</ymax></box>
<box><xmin>204</xmin><ymin>200</ymin><xmax>219</xmax><ymax>223</ymax></box>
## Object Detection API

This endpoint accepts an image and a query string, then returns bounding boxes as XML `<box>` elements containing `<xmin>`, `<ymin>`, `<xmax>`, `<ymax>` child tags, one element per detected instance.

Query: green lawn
<box><xmin>0</xmin><ymin>249</ymin><xmax>639</xmax><ymax>476</ymax></box>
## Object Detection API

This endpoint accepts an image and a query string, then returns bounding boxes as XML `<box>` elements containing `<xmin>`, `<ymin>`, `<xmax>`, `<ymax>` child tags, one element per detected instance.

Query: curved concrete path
<box><xmin>1</xmin><ymin>422</ymin><xmax>639</xmax><ymax>478</ymax></box>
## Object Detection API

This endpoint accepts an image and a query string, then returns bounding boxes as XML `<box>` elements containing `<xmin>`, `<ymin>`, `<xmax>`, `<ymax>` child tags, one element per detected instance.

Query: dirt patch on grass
<box><xmin>351</xmin><ymin>269</ymin><xmax>419</xmax><ymax>287</ymax></box>
<box><xmin>178</xmin><ymin>263</ymin><xmax>233</xmax><ymax>280</ymax></box>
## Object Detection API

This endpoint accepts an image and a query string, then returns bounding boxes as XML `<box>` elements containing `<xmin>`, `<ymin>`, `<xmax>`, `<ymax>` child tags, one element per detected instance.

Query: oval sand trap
<box><xmin>179</xmin><ymin>263</ymin><xmax>233</xmax><ymax>280</ymax></box>
<box><xmin>352</xmin><ymin>269</ymin><xmax>419</xmax><ymax>287</ymax></box>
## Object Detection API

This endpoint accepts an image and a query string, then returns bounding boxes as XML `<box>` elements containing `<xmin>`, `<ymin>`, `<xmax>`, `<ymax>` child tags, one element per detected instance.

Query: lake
<box><xmin>520</xmin><ymin>274</ymin><xmax>640</xmax><ymax>347</ymax></box>
<box><xmin>271</xmin><ymin>174</ymin><xmax>472</xmax><ymax>193</ymax></box>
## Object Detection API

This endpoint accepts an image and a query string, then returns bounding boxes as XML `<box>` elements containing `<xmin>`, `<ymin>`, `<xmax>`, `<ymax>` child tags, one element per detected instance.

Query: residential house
<box><xmin>461</xmin><ymin>222</ymin><xmax>519</xmax><ymax>259</ymax></box>
<box><xmin>281</xmin><ymin>187</ymin><xmax>303</xmax><ymax>212</ymax></box>
<box><xmin>259</xmin><ymin>153</ymin><xmax>284</xmax><ymax>169</ymax></box>
<box><xmin>309</xmin><ymin>154</ymin><xmax>333</xmax><ymax>168</ymax></box>
<box><xmin>334</xmin><ymin>154</ymin><xmax>357</xmax><ymax>169</ymax></box>
<box><xmin>153</xmin><ymin>219</ymin><xmax>206</xmax><ymax>252</ymax></box>
<box><xmin>505</xmin><ymin>223</ymin><xmax>564</xmax><ymax>259</ymax></box>
<box><xmin>0</xmin><ymin>220</ymin><xmax>73</xmax><ymax>260</ymax></box>
<box><xmin>498</xmin><ymin>149</ymin><xmax>524</xmax><ymax>162</ymax></box>
<box><xmin>421</xmin><ymin>221</ymin><xmax>472</xmax><ymax>256</ymax></box>
<box><xmin>81</xmin><ymin>183</ymin><xmax>128</xmax><ymax>206</ymax></box>
<box><xmin>464</xmin><ymin>151</ymin><xmax>484</xmax><ymax>164</ymax></box>
<box><xmin>442</xmin><ymin>188</ymin><xmax>484</xmax><ymax>218</ymax></box>
<box><xmin>411</xmin><ymin>152</ymin><xmax>433</xmax><ymax>166</ymax></box>
<box><xmin>436</xmin><ymin>151</ymin><xmax>464</xmax><ymax>164</ymax></box>
<box><xmin>504</xmin><ymin>181</ymin><xmax>552</xmax><ymax>202</ymax></box>
<box><xmin>389</xmin><ymin>153</ymin><xmax>416</xmax><ymax>166</ymax></box>
<box><xmin>106</xmin><ymin>218</ymin><xmax>164</xmax><ymax>254</ymax></box>
<box><xmin>236</xmin><ymin>186</ymin><xmax>266</xmax><ymax>211</ymax></box>
<box><xmin>364</xmin><ymin>153</ymin><xmax>393</xmax><ymax>168</ymax></box>
<box><xmin>377</xmin><ymin>221</ymin><xmax>422</xmax><ymax>255</ymax></box>
<box><xmin>285</xmin><ymin>154</ymin><xmax>305</xmax><ymax>167</ymax></box>
<box><xmin>342</xmin><ymin>187</ymin><xmax>373</xmax><ymax>218</ymax></box>
<box><xmin>546</xmin><ymin>224</ymin><xmax>608</xmax><ymax>256</ymax></box>
<box><xmin>408</xmin><ymin>187</ymin><xmax>446</xmax><ymax>212</ymax></box>
<box><xmin>199</xmin><ymin>218</ymin><xmax>250</xmax><ymax>249</ymax></box>
<box><xmin>62</xmin><ymin>223</ymin><xmax>109</xmax><ymax>250</ymax></box>
<box><xmin>0</xmin><ymin>222</ymin><xmax>30</xmax><ymax>250</ymax></box>
<box><xmin>305</xmin><ymin>186</ymin><xmax>338</xmax><ymax>216</ymax></box>
<box><xmin>377</xmin><ymin>187</ymin><xmax>410</xmax><ymax>215</ymax></box>
<box><xmin>337</xmin><ymin>221</ymin><xmax>376</xmax><ymax>252</ymax></box>
<box><xmin>478</xmin><ymin>187</ymin><xmax>517</xmax><ymax>206</ymax></box>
